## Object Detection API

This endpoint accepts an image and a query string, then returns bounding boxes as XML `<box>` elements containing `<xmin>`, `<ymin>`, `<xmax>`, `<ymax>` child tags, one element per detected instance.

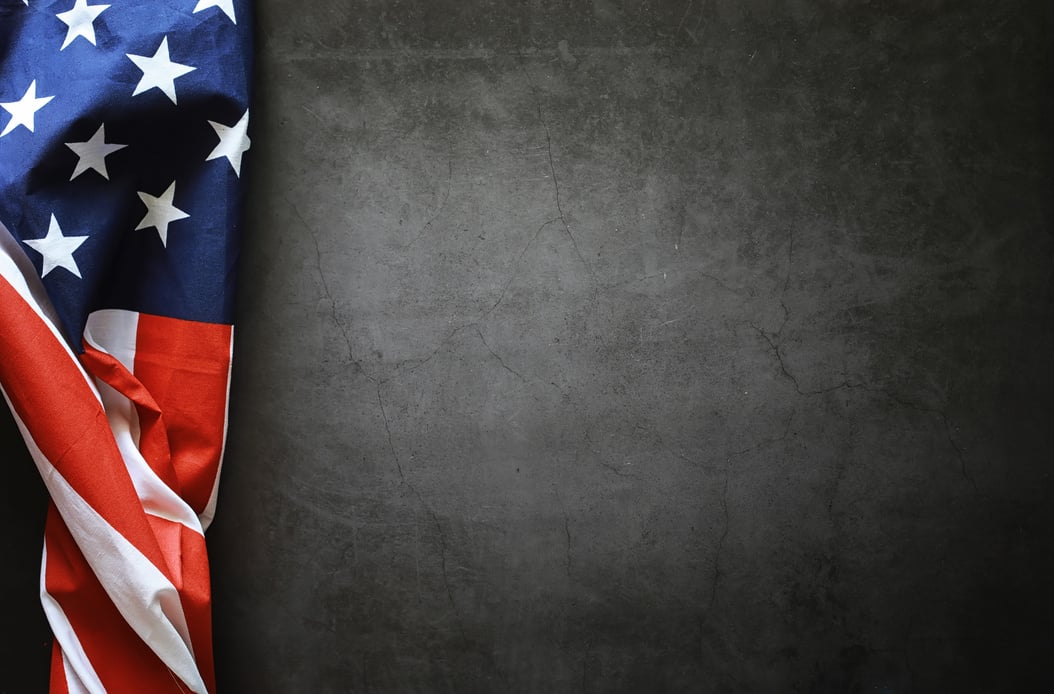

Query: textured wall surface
<box><xmin>2</xmin><ymin>1</ymin><xmax>1053</xmax><ymax>692</ymax></box>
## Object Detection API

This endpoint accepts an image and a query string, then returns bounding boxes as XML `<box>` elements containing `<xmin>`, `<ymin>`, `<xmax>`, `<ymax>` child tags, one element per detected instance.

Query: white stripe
<box><xmin>84</xmin><ymin>309</ymin><xmax>139</xmax><ymax>375</ymax></box>
<box><xmin>62</xmin><ymin>651</ymin><xmax>94</xmax><ymax>694</ymax></box>
<box><xmin>5</xmin><ymin>395</ymin><xmax>208</xmax><ymax>694</ymax></box>
<box><xmin>3</xmin><ymin>222</ymin><xmax>216</xmax><ymax>687</ymax></box>
<box><xmin>0</xmin><ymin>220</ymin><xmax>63</xmax><ymax>334</ymax></box>
<box><xmin>2</xmin><ymin>222</ymin><xmax>114</xmax><ymax>692</ymax></box>
<box><xmin>39</xmin><ymin>543</ymin><xmax>106</xmax><ymax>694</ymax></box>
<box><xmin>0</xmin><ymin>221</ymin><xmax>101</xmax><ymax>405</ymax></box>
<box><xmin>85</xmin><ymin>309</ymin><xmax>232</xmax><ymax>531</ymax></box>
<box><xmin>84</xmin><ymin>310</ymin><xmax>205</xmax><ymax>534</ymax></box>
<box><xmin>95</xmin><ymin>374</ymin><xmax>206</xmax><ymax>533</ymax></box>
<box><xmin>199</xmin><ymin>325</ymin><xmax>233</xmax><ymax>530</ymax></box>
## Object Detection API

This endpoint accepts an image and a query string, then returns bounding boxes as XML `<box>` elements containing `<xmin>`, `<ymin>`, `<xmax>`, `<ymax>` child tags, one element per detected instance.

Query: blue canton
<box><xmin>0</xmin><ymin>0</ymin><xmax>253</xmax><ymax>348</ymax></box>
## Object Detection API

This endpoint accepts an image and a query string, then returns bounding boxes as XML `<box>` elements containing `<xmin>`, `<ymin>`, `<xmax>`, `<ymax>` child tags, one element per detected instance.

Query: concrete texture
<box><xmin>3</xmin><ymin>0</ymin><xmax>1054</xmax><ymax>691</ymax></box>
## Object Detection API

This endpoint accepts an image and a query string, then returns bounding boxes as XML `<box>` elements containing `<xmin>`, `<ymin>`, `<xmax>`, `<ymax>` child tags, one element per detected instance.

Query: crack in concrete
<box><xmin>519</xmin><ymin>61</ymin><xmax>600</xmax><ymax>312</ymax></box>
<box><xmin>372</xmin><ymin>380</ymin><xmax>468</xmax><ymax>641</ymax></box>
<box><xmin>288</xmin><ymin>196</ymin><xmax>532</xmax><ymax>658</ymax></box>
<box><xmin>748</xmin><ymin>232</ymin><xmax>847</xmax><ymax>395</ymax></box>
<box><xmin>474</xmin><ymin>326</ymin><xmax>527</xmax><ymax>382</ymax></box>
<box><xmin>389</xmin><ymin>213</ymin><xmax>565</xmax><ymax>375</ymax></box>
<box><xmin>405</xmin><ymin>159</ymin><xmax>454</xmax><ymax>249</ymax></box>
<box><xmin>704</xmin><ymin>413</ymin><xmax>796</xmax><ymax>611</ymax></box>
<box><xmin>553</xmin><ymin>487</ymin><xmax>573</xmax><ymax>579</ymax></box>
<box><xmin>597</xmin><ymin>461</ymin><xmax>638</xmax><ymax>478</ymax></box>
<box><xmin>425</xmin><ymin>503</ymin><xmax>468</xmax><ymax>643</ymax></box>
<box><xmin>575</xmin><ymin>425</ymin><xmax>639</xmax><ymax>479</ymax></box>
<box><xmin>382</xmin><ymin>65</ymin><xmax>622</xmax><ymax>379</ymax></box>
<box><xmin>484</xmin><ymin>217</ymin><xmax>560</xmax><ymax>318</ymax></box>
<box><xmin>399</xmin><ymin>322</ymin><xmax>478</xmax><ymax>372</ymax></box>
<box><xmin>854</xmin><ymin>384</ymin><xmax>978</xmax><ymax>491</ymax></box>
<box><xmin>709</xmin><ymin>472</ymin><xmax>730</xmax><ymax>612</ymax></box>
<box><xmin>563</xmin><ymin>513</ymin><xmax>572</xmax><ymax>578</ymax></box>
<box><xmin>751</xmin><ymin>323</ymin><xmax>853</xmax><ymax>396</ymax></box>
<box><xmin>783</xmin><ymin>232</ymin><xmax>795</xmax><ymax>296</ymax></box>
<box><xmin>748</xmin><ymin>294</ymin><xmax>976</xmax><ymax>493</ymax></box>
<box><xmin>401</xmin><ymin>472</ymin><xmax>469</xmax><ymax>643</ymax></box>
<box><xmin>652</xmin><ymin>410</ymin><xmax>794</xmax><ymax>470</ymax></box>
<box><xmin>536</xmin><ymin>104</ymin><xmax>588</xmax><ymax>275</ymax></box>
<box><xmin>289</xmin><ymin>199</ymin><xmax>360</xmax><ymax>369</ymax></box>
<box><xmin>375</xmin><ymin>380</ymin><xmax>404</xmax><ymax>481</ymax></box>
<box><xmin>825</xmin><ymin>407</ymin><xmax>857</xmax><ymax>523</ymax></box>
<box><xmin>932</xmin><ymin>409</ymin><xmax>972</xmax><ymax>487</ymax></box>
<box><xmin>749</xmin><ymin>294</ymin><xmax>856</xmax><ymax>397</ymax></box>
<box><xmin>730</xmin><ymin>412</ymin><xmax>797</xmax><ymax>460</ymax></box>
<box><xmin>697</xmin><ymin>270</ymin><xmax>747</xmax><ymax>296</ymax></box>
<box><xmin>394</xmin><ymin>321</ymin><xmax>523</xmax><ymax>382</ymax></box>
<box><xmin>675</xmin><ymin>0</ymin><xmax>706</xmax><ymax>43</ymax></box>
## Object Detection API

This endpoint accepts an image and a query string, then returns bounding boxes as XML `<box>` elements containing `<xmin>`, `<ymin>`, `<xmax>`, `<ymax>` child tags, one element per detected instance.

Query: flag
<box><xmin>0</xmin><ymin>1</ymin><xmax>251</xmax><ymax>691</ymax></box>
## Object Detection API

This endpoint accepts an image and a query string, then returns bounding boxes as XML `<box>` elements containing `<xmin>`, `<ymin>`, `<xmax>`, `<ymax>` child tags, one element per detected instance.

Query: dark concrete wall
<box><xmin>3</xmin><ymin>1</ymin><xmax>1053</xmax><ymax>692</ymax></box>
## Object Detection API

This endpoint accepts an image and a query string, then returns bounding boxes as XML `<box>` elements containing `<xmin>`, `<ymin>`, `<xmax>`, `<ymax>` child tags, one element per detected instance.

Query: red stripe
<box><xmin>0</xmin><ymin>279</ymin><xmax>169</xmax><ymax>574</ymax></box>
<box><xmin>48</xmin><ymin>643</ymin><xmax>69</xmax><ymax>694</ymax></box>
<box><xmin>44</xmin><ymin>506</ymin><xmax>195</xmax><ymax>693</ymax></box>
<box><xmin>145</xmin><ymin>515</ymin><xmax>216</xmax><ymax>694</ymax></box>
<box><xmin>156</xmin><ymin>516</ymin><xmax>216</xmax><ymax>694</ymax></box>
<box><xmin>134</xmin><ymin>315</ymin><xmax>232</xmax><ymax>515</ymax></box>
<box><xmin>79</xmin><ymin>315</ymin><xmax>223</xmax><ymax>691</ymax></box>
<box><xmin>80</xmin><ymin>328</ymin><xmax>219</xmax><ymax>691</ymax></box>
<box><xmin>0</xmin><ymin>282</ymin><xmax>217</xmax><ymax>691</ymax></box>
<box><xmin>80</xmin><ymin>343</ymin><xmax>181</xmax><ymax>492</ymax></box>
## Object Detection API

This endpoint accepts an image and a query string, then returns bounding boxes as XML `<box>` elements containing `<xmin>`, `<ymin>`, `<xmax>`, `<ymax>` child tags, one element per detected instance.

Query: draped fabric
<box><xmin>0</xmin><ymin>1</ymin><xmax>251</xmax><ymax>690</ymax></box>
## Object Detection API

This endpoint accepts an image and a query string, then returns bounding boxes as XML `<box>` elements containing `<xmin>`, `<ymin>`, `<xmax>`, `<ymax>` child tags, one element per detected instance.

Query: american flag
<box><xmin>0</xmin><ymin>1</ymin><xmax>251</xmax><ymax>691</ymax></box>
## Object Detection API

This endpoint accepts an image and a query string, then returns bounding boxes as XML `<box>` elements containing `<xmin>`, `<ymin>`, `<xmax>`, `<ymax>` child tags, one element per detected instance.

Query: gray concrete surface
<box><xmin>3</xmin><ymin>1</ymin><xmax>1053</xmax><ymax>692</ymax></box>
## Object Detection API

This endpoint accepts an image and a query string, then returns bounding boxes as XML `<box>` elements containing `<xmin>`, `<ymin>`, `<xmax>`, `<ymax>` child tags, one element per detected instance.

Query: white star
<box><xmin>136</xmin><ymin>182</ymin><xmax>189</xmax><ymax>247</ymax></box>
<box><xmin>65</xmin><ymin>124</ymin><xmax>126</xmax><ymax>180</ymax></box>
<box><xmin>193</xmin><ymin>0</ymin><xmax>236</xmax><ymax>23</ymax></box>
<box><xmin>126</xmin><ymin>37</ymin><xmax>195</xmax><ymax>105</ymax></box>
<box><xmin>24</xmin><ymin>215</ymin><xmax>88</xmax><ymax>279</ymax></box>
<box><xmin>0</xmin><ymin>80</ymin><xmax>54</xmax><ymax>137</ymax></box>
<box><xmin>206</xmin><ymin>110</ymin><xmax>250</xmax><ymax>176</ymax></box>
<box><xmin>56</xmin><ymin>0</ymin><xmax>110</xmax><ymax>50</ymax></box>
